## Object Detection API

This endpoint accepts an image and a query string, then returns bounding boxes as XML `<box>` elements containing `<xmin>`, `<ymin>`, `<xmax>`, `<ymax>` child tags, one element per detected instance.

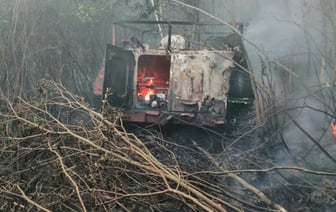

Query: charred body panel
<box><xmin>171</xmin><ymin>51</ymin><xmax>234</xmax><ymax>107</ymax></box>
<box><xmin>170</xmin><ymin>51</ymin><xmax>234</xmax><ymax>125</ymax></box>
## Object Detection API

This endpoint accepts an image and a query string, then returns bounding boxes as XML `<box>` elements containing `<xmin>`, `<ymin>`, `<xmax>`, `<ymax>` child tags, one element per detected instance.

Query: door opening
<box><xmin>136</xmin><ymin>55</ymin><xmax>171</xmax><ymax>110</ymax></box>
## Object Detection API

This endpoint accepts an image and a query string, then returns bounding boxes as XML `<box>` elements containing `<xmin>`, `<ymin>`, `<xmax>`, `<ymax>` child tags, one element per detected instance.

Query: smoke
<box><xmin>242</xmin><ymin>1</ymin><xmax>335</xmax><ymax>169</ymax></box>
<box><xmin>244</xmin><ymin>1</ymin><xmax>309</xmax><ymax>73</ymax></box>
<box><xmin>208</xmin><ymin>0</ymin><xmax>335</xmax><ymax>169</ymax></box>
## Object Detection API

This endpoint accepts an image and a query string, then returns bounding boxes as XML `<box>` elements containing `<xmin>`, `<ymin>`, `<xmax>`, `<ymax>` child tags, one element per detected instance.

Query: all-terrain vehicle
<box><xmin>94</xmin><ymin>21</ymin><xmax>254</xmax><ymax>127</ymax></box>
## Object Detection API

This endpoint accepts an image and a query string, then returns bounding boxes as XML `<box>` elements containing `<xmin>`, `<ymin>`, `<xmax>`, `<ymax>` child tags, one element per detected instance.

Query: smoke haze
<box><xmin>244</xmin><ymin>1</ymin><xmax>335</xmax><ymax>169</ymax></box>
<box><xmin>200</xmin><ymin>0</ymin><xmax>335</xmax><ymax>169</ymax></box>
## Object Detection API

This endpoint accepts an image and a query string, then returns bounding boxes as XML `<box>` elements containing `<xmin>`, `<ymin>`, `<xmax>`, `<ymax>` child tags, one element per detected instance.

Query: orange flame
<box><xmin>330</xmin><ymin>123</ymin><xmax>336</xmax><ymax>138</ymax></box>
<box><xmin>145</xmin><ymin>89</ymin><xmax>154</xmax><ymax>101</ymax></box>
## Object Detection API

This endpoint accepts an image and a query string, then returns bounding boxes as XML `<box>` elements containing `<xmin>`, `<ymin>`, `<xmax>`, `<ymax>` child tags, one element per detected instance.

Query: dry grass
<box><xmin>0</xmin><ymin>80</ymin><xmax>335</xmax><ymax>211</ymax></box>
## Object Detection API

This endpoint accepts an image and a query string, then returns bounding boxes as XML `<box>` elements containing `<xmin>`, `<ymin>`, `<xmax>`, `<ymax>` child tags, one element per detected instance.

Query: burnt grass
<box><xmin>0</xmin><ymin>85</ymin><xmax>335</xmax><ymax>211</ymax></box>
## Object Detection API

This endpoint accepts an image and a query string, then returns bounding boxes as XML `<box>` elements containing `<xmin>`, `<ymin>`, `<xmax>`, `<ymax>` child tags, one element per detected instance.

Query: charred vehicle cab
<box><xmin>97</xmin><ymin>21</ymin><xmax>254</xmax><ymax>127</ymax></box>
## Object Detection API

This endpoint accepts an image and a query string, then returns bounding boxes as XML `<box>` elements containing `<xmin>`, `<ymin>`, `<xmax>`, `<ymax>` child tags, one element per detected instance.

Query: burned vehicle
<box><xmin>97</xmin><ymin>21</ymin><xmax>254</xmax><ymax>127</ymax></box>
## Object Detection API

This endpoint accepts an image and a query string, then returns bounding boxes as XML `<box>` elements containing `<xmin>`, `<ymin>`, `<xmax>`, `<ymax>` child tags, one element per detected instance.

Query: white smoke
<box><xmin>217</xmin><ymin>0</ymin><xmax>335</xmax><ymax>168</ymax></box>
<box><xmin>251</xmin><ymin>1</ymin><xmax>335</xmax><ymax>168</ymax></box>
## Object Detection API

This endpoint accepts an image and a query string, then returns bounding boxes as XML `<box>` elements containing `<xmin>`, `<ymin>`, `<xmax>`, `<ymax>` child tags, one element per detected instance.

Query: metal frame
<box><xmin>111</xmin><ymin>20</ymin><xmax>244</xmax><ymax>49</ymax></box>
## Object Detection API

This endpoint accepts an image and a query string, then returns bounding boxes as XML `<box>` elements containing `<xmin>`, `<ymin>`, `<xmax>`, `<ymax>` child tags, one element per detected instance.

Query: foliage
<box><xmin>0</xmin><ymin>0</ymin><xmax>116</xmax><ymax>101</ymax></box>
<box><xmin>76</xmin><ymin>0</ymin><xmax>117</xmax><ymax>24</ymax></box>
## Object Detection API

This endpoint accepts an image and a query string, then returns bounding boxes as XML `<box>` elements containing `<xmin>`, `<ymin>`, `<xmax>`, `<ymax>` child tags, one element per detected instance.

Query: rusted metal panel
<box><xmin>127</xmin><ymin>111</ymin><xmax>161</xmax><ymax>123</ymax></box>
<box><xmin>170</xmin><ymin>50</ymin><xmax>234</xmax><ymax>113</ymax></box>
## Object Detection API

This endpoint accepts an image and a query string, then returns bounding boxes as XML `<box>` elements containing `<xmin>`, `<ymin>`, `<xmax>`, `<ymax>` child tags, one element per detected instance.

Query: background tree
<box><xmin>0</xmin><ymin>0</ymin><xmax>118</xmax><ymax>101</ymax></box>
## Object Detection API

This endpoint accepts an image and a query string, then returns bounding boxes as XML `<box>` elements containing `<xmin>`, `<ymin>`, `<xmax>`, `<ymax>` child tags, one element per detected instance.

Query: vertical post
<box><xmin>195</xmin><ymin>0</ymin><xmax>200</xmax><ymax>50</ymax></box>
<box><xmin>150</xmin><ymin>0</ymin><xmax>163</xmax><ymax>38</ymax></box>
<box><xmin>168</xmin><ymin>24</ymin><xmax>172</xmax><ymax>51</ymax></box>
<box><xmin>112</xmin><ymin>23</ymin><xmax>116</xmax><ymax>45</ymax></box>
